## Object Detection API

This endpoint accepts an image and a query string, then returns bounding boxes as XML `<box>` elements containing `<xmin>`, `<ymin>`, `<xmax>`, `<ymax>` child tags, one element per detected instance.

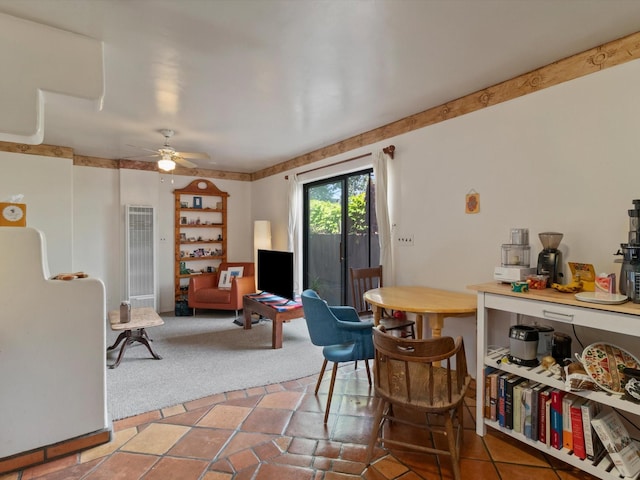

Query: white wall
<box><xmin>251</xmin><ymin>173</ymin><xmax>291</xmax><ymax>253</ymax></box>
<box><xmin>386</xmin><ymin>60</ymin><xmax>640</xmax><ymax>290</ymax></box>
<box><xmin>73</xmin><ymin>165</ymin><xmax>120</xmax><ymax>308</ymax></box>
<box><xmin>0</xmin><ymin>152</ymin><xmax>73</xmax><ymax>274</ymax></box>
<box><xmin>253</xmin><ymin>59</ymin><xmax>640</xmax><ymax>375</ymax></box>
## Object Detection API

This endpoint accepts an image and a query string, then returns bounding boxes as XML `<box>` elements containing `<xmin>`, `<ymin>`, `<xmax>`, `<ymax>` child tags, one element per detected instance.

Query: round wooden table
<box><xmin>363</xmin><ymin>286</ymin><xmax>477</xmax><ymax>340</ymax></box>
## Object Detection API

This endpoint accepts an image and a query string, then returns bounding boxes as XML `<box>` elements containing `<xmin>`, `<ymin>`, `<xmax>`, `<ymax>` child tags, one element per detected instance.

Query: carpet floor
<box><xmin>106</xmin><ymin>310</ymin><xmax>323</xmax><ymax>420</ymax></box>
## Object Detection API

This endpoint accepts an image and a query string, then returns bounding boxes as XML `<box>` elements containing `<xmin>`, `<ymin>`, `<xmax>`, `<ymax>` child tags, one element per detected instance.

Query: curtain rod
<box><xmin>285</xmin><ymin>145</ymin><xmax>395</xmax><ymax>179</ymax></box>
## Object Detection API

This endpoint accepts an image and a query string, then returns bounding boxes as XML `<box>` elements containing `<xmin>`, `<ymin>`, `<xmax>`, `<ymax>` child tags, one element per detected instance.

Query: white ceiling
<box><xmin>1</xmin><ymin>0</ymin><xmax>640</xmax><ymax>174</ymax></box>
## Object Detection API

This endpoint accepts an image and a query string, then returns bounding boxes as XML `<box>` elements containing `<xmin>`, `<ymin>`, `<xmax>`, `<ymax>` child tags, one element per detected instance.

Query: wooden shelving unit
<box><xmin>173</xmin><ymin>179</ymin><xmax>228</xmax><ymax>304</ymax></box>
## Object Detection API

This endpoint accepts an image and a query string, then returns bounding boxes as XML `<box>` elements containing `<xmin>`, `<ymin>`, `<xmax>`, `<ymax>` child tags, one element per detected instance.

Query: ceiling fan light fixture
<box><xmin>158</xmin><ymin>154</ymin><xmax>176</xmax><ymax>172</ymax></box>
<box><xmin>128</xmin><ymin>129</ymin><xmax>207</xmax><ymax>171</ymax></box>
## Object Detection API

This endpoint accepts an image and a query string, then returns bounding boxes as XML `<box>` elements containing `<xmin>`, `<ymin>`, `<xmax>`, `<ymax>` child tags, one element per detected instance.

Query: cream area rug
<box><xmin>106</xmin><ymin>311</ymin><xmax>322</xmax><ymax>420</ymax></box>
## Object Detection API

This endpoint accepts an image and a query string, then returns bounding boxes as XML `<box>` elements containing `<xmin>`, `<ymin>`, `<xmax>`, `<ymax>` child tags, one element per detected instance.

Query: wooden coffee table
<box><xmin>243</xmin><ymin>293</ymin><xmax>304</xmax><ymax>349</ymax></box>
<box><xmin>107</xmin><ymin>307</ymin><xmax>164</xmax><ymax>369</ymax></box>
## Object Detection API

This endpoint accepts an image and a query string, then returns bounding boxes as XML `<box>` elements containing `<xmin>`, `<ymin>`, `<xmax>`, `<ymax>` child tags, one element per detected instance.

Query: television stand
<box><xmin>242</xmin><ymin>292</ymin><xmax>304</xmax><ymax>349</ymax></box>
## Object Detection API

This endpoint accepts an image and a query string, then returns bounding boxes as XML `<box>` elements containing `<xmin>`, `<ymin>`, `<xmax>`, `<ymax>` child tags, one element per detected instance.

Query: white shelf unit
<box><xmin>472</xmin><ymin>283</ymin><xmax>640</xmax><ymax>480</ymax></box>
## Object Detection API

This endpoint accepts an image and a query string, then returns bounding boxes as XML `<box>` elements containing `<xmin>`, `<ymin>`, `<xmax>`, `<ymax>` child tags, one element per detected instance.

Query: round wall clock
<box><xmin>2</xmin><ymin>204</ymin><xmax>25</xmax><ymax>223</ymax></box>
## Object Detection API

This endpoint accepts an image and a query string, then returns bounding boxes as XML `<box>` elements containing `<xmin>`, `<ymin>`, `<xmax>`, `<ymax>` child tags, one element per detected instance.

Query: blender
<box><xmin>617</xmin><ymin>199</ymin><xmax>640</xmax><ymax>301</ymax></box>
<box><xmin>537</xmin><ymin>232</ymin><xmax>563</xmax><ymax>286</ymax></box>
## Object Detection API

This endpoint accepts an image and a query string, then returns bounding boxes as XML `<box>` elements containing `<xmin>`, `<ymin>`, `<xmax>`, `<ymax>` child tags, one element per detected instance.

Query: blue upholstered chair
<box><xmin>301</xmin><ymin>289</ymin><xmax>375</xmax><ymax>423</ymax></box>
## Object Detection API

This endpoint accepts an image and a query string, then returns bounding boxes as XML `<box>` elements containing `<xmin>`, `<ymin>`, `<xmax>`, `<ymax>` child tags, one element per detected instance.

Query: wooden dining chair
<box><xmin>349</xmin><ymin>266</ymin><xmax>415</xmax><ymax>338</ymax></box>
<box><xmin>366</xmin><ymin>326</ymin><xmax>471</xmax><ymax>480</ymax></box>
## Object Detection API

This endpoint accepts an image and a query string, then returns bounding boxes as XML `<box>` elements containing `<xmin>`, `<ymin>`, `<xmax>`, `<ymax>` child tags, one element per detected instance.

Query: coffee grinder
<box><xmin>537</xmin><ymin>232</ymin><xmax>563</xmax><ymax>286</ymax></box>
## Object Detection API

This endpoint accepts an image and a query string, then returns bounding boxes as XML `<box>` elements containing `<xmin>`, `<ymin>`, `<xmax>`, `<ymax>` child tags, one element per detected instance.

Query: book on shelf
<box><xmin>521</xmin><ymin>382</ymin><xmax>538</xmax><ymax>439</ymax></box>
<box><xmin>562</xmin><ymin>393</ymin><xmax>578</xmax><ymax>451</ymax></box>
<box><xmin>591</xmin><ymin>409</ymin><xmax>640</xmax><ymax>478</ymax></box>
<box><xmin>488</xmin><ymin>370</ymin><xmax>500</xmax><ymax>421</ymax></box>
<box><xmin>484</xmin><ymin>367</ymin><xmax>492</xmax><ymax>419</ymax></box>
<box><xmin>505</xmin><ymin>375</ymin><xmax>526</xmax><ymax>430</ymax></box>
<box><xmin>498</xmin><ymin>372</ymin><xmax>510</xmax><ymax>428</ymax></box>
<box><xmin>550</xmin><ymin>389</ymin><xmax>566</xmax><ymax>450</ymax></box>
<box><xmin>569</xmin><ymin>397</ymin><xmax>587</xmax><ymax>459</ymax></box>
<box><xmin>513</xmin><ymin>380</ymin><xmax>528</xmax><ymax>434</ymax></box>
<box><xmin>545</xmin><ymin>398</ymin><xmax>552</xmax><ymax>447</ymax></box>
<box><xmin>484</xmin><ymin>367</ymin><xmax>497</xmax><ymax>419</ymax></box>
<box><xmin>522</xmin><ymin>382</ymin><xmax>542</xmax><ymax>440</ymax></box>
<box><xmin>538</xmin><ymin>387</ymin><xmax>552</xmax><ymax>445</ymax></box>
<box><xmin>581</xmin><ymin>400</ymin><xmax>605</xmax><ymax>462</ymax></box>
<box><xmin>530</xmin><ymin>383</ymin><xmax>546</xmax><ymax>441</ymax></box>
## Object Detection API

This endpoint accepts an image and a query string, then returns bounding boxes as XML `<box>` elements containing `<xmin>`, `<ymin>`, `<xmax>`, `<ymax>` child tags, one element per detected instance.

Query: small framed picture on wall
<box><xmin>193</xmin><ymin>196</ymin><xmax>203</xmax><ymax>209</ymax></box>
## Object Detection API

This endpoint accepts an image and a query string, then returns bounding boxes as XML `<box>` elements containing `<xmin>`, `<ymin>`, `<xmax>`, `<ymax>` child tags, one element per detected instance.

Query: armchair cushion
<box><xmin>191</xmin><ymin>287</ymin><xmax>231</xmax><ymax>304</ymax></box>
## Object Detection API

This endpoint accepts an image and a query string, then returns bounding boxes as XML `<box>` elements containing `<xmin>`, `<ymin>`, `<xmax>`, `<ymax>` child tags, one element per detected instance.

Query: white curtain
<box><xmin>287</xmin><ymin>174</ymin><xmax>301</xmax><ymax>294</ymax></box>
<box><xmin>373</xmin><ymin>150</ymin><xmax>393</xmax><ymax>285</ymax></box>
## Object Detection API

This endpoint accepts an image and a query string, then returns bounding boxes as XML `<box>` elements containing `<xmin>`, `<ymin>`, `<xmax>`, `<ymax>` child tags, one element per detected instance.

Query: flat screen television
<box><xmin>257</xmin><ymin>249</ymin><xmax>295</xmax><ymax>301</ymax></box>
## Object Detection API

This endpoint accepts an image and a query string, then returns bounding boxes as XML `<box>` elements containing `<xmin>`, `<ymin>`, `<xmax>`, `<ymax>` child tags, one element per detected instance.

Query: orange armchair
<box><xmin>188</xmin><ymin>262</ymin><xmax>256</xmax><ymax>316</ymax></box>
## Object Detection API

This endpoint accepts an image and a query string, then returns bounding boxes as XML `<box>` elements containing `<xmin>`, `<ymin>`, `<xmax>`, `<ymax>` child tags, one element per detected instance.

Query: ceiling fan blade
<box><xmin>125</xmin><ymin>144</ymin><xmax>159</xmax><ymax>155</ymax></box>
<box><xmin>177</xmin><ymin>151</ymin><xmax>210</xmax><ymax>160</ymax></box>
<box><xmin>123</xmin><ymin>153</ymin><xmax>160</xmax><ymax>160</ymax></box>
<box><xmin>174</xmin><ymin>156</ymin><xmax>197</xmax><ymax>168</ymax></box>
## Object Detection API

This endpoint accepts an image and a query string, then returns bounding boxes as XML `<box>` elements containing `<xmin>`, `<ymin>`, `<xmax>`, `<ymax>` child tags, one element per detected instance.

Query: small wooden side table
<box><xmin>107</xmin><ymin>307</ymin><xmax>164</xmax><ymax>369</ymax></box>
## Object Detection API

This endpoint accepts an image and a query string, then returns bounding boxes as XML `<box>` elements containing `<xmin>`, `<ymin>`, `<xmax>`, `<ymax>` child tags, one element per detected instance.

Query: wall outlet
<box><xmin>397</xmin><ymin>234</ymin><xmax>414</xmax><ymax>246</ymax></box>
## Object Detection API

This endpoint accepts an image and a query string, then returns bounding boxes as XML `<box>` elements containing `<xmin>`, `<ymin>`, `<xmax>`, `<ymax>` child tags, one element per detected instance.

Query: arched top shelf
<box><xmin>173</xmin><ymin>179</ymin><xmax>229</xmax><ymax>197</ymax></box>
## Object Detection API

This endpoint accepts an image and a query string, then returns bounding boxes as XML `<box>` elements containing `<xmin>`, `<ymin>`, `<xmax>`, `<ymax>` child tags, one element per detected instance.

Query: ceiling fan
<box><xmin>126</xmin><ymin>129</ymin><xmax>210</xmax><ymax>172</ymax></box>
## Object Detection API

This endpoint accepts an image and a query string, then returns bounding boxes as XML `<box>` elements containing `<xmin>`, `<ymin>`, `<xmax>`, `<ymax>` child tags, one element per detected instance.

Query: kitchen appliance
<box><xmin>494</xmin><ymin>228</ymin><xmax>537</xmax><ymax>283</ymax></box>
<box><xmin>508</xmin><ymin>325</ymin><xmax>539</xmax><ymax>367</ymax></box>
<box><xmin>617</xmin><ymin>199</ymin><xmax>640</xmax><ymax>301</ymax></box>
<box><xmin>536</xmin><ymin>232</ymin><xmax>563</xmax><ymax>286</ymax></box>
<box><xmin>551</xmin><ymin>332</ymin><xmax>572</xmax><ymax>364</ymax></box>
<box><xmin>533</xmin><ymin>324</ymin><xmax>554</xmax><ymax>357</ymax></box>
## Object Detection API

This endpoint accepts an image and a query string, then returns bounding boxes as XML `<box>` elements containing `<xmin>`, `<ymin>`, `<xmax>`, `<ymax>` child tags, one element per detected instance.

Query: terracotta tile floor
<box><xmin>3</xmin><ymin>365</ymin><xmax>598</xmax><ymax>480</ymax></box>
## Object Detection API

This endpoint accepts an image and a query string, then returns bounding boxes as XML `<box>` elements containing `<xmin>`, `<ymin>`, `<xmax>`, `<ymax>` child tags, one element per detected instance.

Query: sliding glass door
<box><xmin>303</xmin><ymin>169</ymin><xmax>379</xmax><ymax>305</ymax></box>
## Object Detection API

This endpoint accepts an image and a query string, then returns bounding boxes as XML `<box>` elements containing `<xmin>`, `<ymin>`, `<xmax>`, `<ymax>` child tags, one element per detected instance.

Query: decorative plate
<box><xmin>574</xmin><ymin>292</ymin><xmax>628</xmax><ymax>304</ymax></box>
<box><xmin>580</xmin><ymin>342</ymin><xmax>640</xmax><ymax>394</ymax></box>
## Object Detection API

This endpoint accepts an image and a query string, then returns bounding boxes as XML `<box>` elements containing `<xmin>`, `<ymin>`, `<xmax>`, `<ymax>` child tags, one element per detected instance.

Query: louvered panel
<box><xmin>125</xmin><ymin>205</ymin><xmax>156</xmax><ymax>310</ymax></box>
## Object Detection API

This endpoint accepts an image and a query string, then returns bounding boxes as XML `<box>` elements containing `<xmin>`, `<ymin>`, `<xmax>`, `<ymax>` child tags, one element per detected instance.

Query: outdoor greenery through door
<box><xmin>303</xmin><ymin>169</ymin><xmax>379</xmax><ymax>305</ymax></box>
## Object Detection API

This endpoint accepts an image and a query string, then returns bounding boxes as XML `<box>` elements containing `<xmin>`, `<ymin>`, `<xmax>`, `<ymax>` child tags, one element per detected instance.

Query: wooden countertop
<box><xmin>468</xmin><ymin>281</ymin><xmax>640</xmax><ymax>316</ymax></box>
